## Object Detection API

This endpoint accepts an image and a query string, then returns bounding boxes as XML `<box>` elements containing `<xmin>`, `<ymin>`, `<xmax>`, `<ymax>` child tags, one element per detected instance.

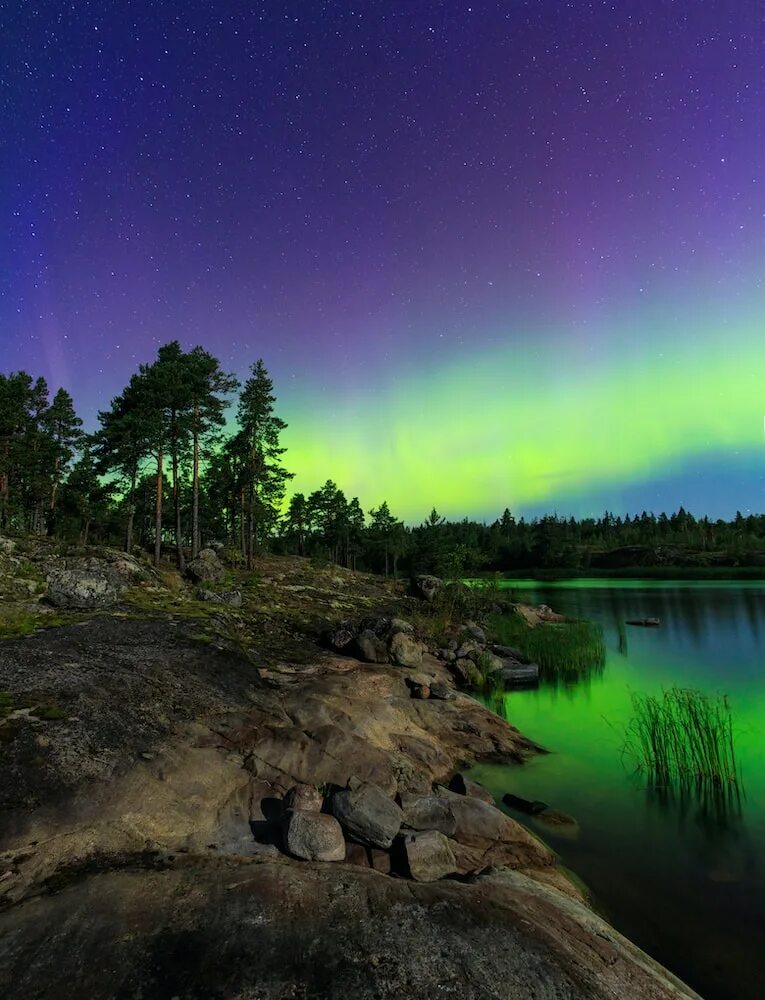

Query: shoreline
<box><xmin>0</xmin><ymin>544</ymin><xmax>699</xmax><ymax>998</ymax></box>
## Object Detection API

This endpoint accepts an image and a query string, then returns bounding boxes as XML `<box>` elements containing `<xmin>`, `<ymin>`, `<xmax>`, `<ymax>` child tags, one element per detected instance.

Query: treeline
<box><xmin>3</xmin><ymin>344</ymin><xmax>765</xmax><ymax>576</ymax></box>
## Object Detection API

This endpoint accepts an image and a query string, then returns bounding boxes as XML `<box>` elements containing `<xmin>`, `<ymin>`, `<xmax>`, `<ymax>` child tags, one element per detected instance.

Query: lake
<box><xmin>467</xmin><ymin>580</ymin><xmax>765</xmax><ymax>1000</ymax></box>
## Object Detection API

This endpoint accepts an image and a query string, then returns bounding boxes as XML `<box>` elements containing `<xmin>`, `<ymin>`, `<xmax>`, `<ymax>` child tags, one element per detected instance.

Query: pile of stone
<box><xmin>325</xmin><ymin>612</ymin><xmax>539</xmax><ymax>689</ymax></box>
<box><xmin>324</xmin><ymin>615</ymin><xmax>428</xmax><ymax>669</ymax></box>
<box><xmin>271</xmin><ymin>772</ymin><xmax>552</xmax><ymax>883</ymax></box>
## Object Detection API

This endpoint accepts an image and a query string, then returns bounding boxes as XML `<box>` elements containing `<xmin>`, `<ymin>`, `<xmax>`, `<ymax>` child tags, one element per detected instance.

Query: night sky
<box><xmin>2</xmin><ymin>1</ymin><xmax>764</xmax><ymax>520</ymax></box>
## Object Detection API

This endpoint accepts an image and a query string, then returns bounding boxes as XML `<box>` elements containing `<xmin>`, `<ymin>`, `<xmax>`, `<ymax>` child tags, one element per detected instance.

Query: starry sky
<box><xmin>2</xmin><ymin>1</ymin><xmax>764</xmax><ymax>521</ymax></box>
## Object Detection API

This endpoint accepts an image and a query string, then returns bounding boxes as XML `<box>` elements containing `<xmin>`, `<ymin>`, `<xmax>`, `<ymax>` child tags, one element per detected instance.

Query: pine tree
<box><xmin>185</xmin><ymin>347</ymin><xmax>238</xmax><ymax>558</ymax></box>
<box><xmin>43</xmin><ymin>387</ymin><xmax>83</xmax><ymax>522</ymax></box>
<box><xmin>235</xmin><ymin>360</ymin><xmax>293</xmax><ymax>569</ymax></box>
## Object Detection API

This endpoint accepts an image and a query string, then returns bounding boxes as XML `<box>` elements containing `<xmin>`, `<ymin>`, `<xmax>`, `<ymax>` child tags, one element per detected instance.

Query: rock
<box><xmin>490</xmin><ymin>643</ymin><xmax>527</xmax><ymax>661</ymax></box>
<box><xmin>196</xmin><ymin>588</ymin><xmax>242</xmax><ymax>607</ymax></box>
<box><xmin>0</xmin><ymin>537</ymin><xmax>17</xmax><ymax>555</ymax></box>
<box><xmin>354</xmin><ymin>629</ymin><xmax>389</xmax><ymax>664</ymax></box>
<box><xmin>503</xmin><ymin>792</ymin><xmax>549</xmax><ymax>815</ymax></box>
<box><xmin>412</xmin><ymin>574</ymin><xmax>442</xmax><ymax>603</ymax></box>
<box><xmin>404</xmin><ymin>830</ymin><xmax>457</xmax><ymax>882</ymax></box>
<box><xmin>332</xmin><ymin>782</ymin><xmax>403</xmax><ymax>849</ymax></box>
<box><xmin>358</xmin><ymin>615</ymin><xmax>391</xmax><ymax>637</ymax></box>
<box><xmin>449</xmin><ymin>773</ymin><xmax>494</xmax><ymax>804</ymax></box>
<box><xmin>324</xmin><ymin>625</ymin><xmax>355</xmax><ymax>652</ymax></box>
<box><xmin>462</xmin><ymin>620</ymin><xmax>486</xmax><ymax>643</ymax></box>
<box><xmin>283</xmin><ymin>809</ymin><xmax>346</xmax><ymax>862</ymax></box>
<box><xmin>389</xmin><ymin>631</ymin><xmax>423</xmax><ymax>669</ymax></box>
<box><xmin>405</xmin><ymin>673</ymin><xmax>433</xmax><ymax>699</ymax></box>
<box><xmin>369</xmin><ymin>847</ymin><xmax>392</xmax><ymax>874</ymax></box>
<box><xmin>500</xmin><ymin>662</ymin><xmax>540</xmax><ymax>685</ymax></box>
<box><xmin>400</xmin><ymin>793</ymin><xmax>457</xmax><ymax>837</ymax></box>
<box><xmin>429</xmin><ymin>682</ymin><xmax>455</xmax><ymax>701</ymax></box>
<box><xmin>455</xmin><ymin>640</ymin><xmax>481</xmax><ymax>659</ymax></box>
<box><xmin>186</xmin><ymin>548</ymin><xmax>224</xmax><ymax>583</ymax></box>
<box><xmin>449</xmin><ymin>658</ymin><xmax>482</xmax><ymax>687</ymax></box>
<box><xmin>438</xmin><ymin>648</ymin><xmax>456</xmax><ymax>663</ymax></box>
<box><xmin>206</xmin><ymin>541</ymin><xmax>225</xmax><ymax>555</ymax></box>
<box><xmin>284</xmin><ymin>783</ymin><xmax>324</xmax><ymax>812</ymax></box>
<box><xmin>478</xmin><ymin>653</ymin><xmax>504</xmax><ymax>673</ymax></box>
<box><xmin>389</xmin><ymin>618</ymin><xmax>414</xmax><ymax>634</ymax></box>
<box><xmin>46</xmin><ymin>569</ymin><xmax>118</xmax><ymax>609</ymax></box>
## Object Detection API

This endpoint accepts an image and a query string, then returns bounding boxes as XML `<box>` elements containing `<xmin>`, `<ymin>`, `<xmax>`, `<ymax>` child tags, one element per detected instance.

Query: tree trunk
<box><xmin>154</xmin><ymin>446</ymin><xmax>163</xmax><ymax>568</ymax></box>
<box><xmin>246</xmin><ymin>490</ymin><xmax>254</xmax><ymax>571</ymax></box>
<box><xmin>384</xmin><ymin>544</ymin><xmax>389</xmax><ymax>578</ymax></box>
<box><xmin>393</xmin><ymin>551</ymin><xmax>398</xmax><ymax>579</ymax></box>
<box><xmin>172</xmin><ymin>457</ymin><xmax>184</xmax><ymax>570</ymax></box>
<box><xmin>50</xmin><ymin>456</ymin><xmax>61</xmax><ymax>511</ymax></box>
<box><xmin>171</xmin><ymin>418</ymin><xmax>185</xmax><ymax>572</ymax></box>
<box><xmin>82</xmin><ymin>517</ymin><xmax>91</xmax><ymax>546</ymax></box>
<box><xmin>125</xmin><ymin>464</ymin><xmax>137</xmax><ymax>553</ymax></box>
<box><xmin>191</xmin><ymin>415</ymin><xmax>200</xmax><ymax>559</ymax></box>
<box><xmin>240</xmin><ymin>488</ymin><xmax>247</xmax><ymax>561</ymax></box>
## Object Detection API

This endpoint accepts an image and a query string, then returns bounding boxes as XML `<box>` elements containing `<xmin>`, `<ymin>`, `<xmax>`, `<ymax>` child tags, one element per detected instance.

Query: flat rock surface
<box><xmin>0</xmin><ymin>860</ymin><xmax>699</xmax><ymax>1000</ymax></box>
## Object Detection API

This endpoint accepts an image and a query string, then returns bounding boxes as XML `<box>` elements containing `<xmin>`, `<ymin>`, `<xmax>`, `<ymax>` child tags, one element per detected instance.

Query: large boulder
<box><xmin>332</xmin><ymin>782</ymin><xmax>403</xmax><ymax>849</ymax></box>
<box><xmin>389</xmin><ymin>631</ymin><xmax>423</xmax><ymax>669</ymax></box>
<box><xmin>46</xmin><ymin>569</ymin><xmax>118</xmax><ymax>609</ymax></box>
<box><xmin>284</xmin><ymin>783</ymin><xmax>324</xmax><ymax>812</ymax></box>
<box><xmin>283</xmin><ymin>809</ymin><xmax>346</xmax><ymax>862</ymax></box>
<box><xmin>412</xmin><ymin>574</ymin><xmax>442</xmax><ymax>603</ymax></box>
<box><xmin>400</xmin><ymin>793</ymin><xmax>457</xmax><ymax>837</ymax></box>
<box><xmin>404</xmin><ymin>830</ymin><xmax>457</xmax><ymax>882</ymax></box>
<box><xmin>186</xmin><ymin>547</ymin><xmax>224</xmax><ymax>583</ymax></box>
<box><xmin>0</xmin><ymin>537</ymin><xmax>17</xmax><ymax>555</ymax></box>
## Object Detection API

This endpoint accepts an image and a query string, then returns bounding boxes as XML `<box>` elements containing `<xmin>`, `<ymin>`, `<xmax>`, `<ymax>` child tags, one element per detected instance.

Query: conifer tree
<box><xmin>235</xmin><ymin>360</ymin><xmax>292</xmax><ymax>568</ymax></box>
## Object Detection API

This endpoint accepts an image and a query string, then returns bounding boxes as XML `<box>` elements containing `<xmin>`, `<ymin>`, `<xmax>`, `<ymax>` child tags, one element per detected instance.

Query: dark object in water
<box><xmin>626</xmin><ymin>617</ymin><xmax>661</xmax><ymax>627</ymax></box>
<box><xmin>499</xmin><ymin>662</ymin><xmax>540</xmax><ymax>685</ymax></box>
<box><xmin>503</xmin><ymin>792</ymin><xmax>548</xmax><ymax>815</ymax></box>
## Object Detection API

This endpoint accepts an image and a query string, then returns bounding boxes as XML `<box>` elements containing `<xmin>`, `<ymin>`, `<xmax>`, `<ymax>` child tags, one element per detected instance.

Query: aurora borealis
<box><xmin>2</xmin><ymin>2</ymin><xmax>764</xmax><ymax>520</ymax></box>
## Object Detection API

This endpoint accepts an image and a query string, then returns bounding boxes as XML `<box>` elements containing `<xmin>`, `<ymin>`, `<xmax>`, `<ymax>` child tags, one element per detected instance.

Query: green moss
<box><xmin>0</xmin><ymin>608</ymin><xmax>79</xmax><ymax>639</ymax></box>
<box><xmin>34</xmin><ymin>704</ymin><xmax>68</xmax><ymax>721</ymax></box>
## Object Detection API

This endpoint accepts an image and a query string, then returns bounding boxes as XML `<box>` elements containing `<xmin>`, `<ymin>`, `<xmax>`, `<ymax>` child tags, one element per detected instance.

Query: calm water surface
<box><xmin>468</xmin><ymin>580</ymin><xmax>765</xmax><ymax>1000</ymax></box>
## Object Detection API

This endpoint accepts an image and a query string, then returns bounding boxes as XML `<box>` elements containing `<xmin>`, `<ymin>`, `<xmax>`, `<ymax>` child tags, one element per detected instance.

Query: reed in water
<box><xmin>623</xmin><ymin>687</ymin><xmax>739</xmax><ymax>787</ymax></box>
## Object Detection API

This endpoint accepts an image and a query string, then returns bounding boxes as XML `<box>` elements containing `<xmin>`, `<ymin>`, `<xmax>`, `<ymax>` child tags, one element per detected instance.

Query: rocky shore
<box><xmin>0</xmin><ymin>540</ymin><xmax>699</xmax><ymax>998</ymax></box>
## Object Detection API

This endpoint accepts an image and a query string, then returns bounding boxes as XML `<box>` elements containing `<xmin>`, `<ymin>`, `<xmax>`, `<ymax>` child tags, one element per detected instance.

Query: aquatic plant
<box><xmin>488</xmin><ymin>613</ymin><xmax>605</xmax><ymax>684</ymax></box>
<box><xmin>622</xmin><ymin>687</ymin><xmax>739</xmax><ymax>787</ymax></box>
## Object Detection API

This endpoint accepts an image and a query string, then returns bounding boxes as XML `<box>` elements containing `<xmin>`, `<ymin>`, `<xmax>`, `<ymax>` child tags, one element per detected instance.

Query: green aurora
<box><xmin>279</xmin><ymin>309</ymin><xmax>765</xmax><ymax>520</ymax></box>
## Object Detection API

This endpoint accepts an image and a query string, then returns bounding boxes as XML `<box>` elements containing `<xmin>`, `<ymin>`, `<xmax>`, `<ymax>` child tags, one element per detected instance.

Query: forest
<box><xmin>2</xmin><ymin>341</ymin><xmax>765</xmax><ymax>578</ymax></box>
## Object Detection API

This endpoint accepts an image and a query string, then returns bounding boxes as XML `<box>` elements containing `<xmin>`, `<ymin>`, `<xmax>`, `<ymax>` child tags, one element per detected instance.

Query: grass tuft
<box><xmin>622</xmin><ymin>687</ymin><xmax>740</xmax><ymax>788</ymax></box>
<box><xmin>488</xmin><ymin>612</ymin><xmax>605</xmax><ymax>684</ymax></box>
